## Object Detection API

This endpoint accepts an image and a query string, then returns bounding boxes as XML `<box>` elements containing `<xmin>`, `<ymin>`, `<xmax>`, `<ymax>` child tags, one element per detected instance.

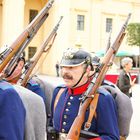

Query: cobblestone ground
<box><xmin>127</xmin><ymin>84</ymin><xmax>140</xmax><ymax>140</ymax></box>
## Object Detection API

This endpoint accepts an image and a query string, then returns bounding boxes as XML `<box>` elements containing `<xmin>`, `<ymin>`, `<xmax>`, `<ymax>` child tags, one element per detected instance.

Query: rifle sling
<box><xmin>54</xmin><ymin>88</ymin><xmax>65</xmax><ymax>112</ymax></box>
<box><xmin>54</xmin><ymin>88</ymin><xmax>99</xmax><ymax>130</ymax></box>
<box><xmin>84</xmin><ymin>93</ymin><xmax>99</xmax><ymax>130</ymax></box>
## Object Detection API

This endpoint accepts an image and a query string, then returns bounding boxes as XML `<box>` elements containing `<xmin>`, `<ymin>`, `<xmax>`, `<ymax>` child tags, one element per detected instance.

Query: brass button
<box><xmin>65</xmin><ymin>108</ymin><xmax>69</xmax><ymax>112</ymax></box>
<box><xmin>63</xmin><ymin>122</ymin><xmax>66</xmax><ymax>125</ymax></box>
<box><xmin>64</xmin><ymin>115</ymin><xmax>67</xmax><ymax>119</ymax></box>
<box><xmin>70</xmin><ymin>96</ymin><xmax>73</xmax><ymax>100</ymax></box>
<box><xmin>67</xmin><ymin>102</ymin><xmax>71</xmax><ymax>106</ymax></box>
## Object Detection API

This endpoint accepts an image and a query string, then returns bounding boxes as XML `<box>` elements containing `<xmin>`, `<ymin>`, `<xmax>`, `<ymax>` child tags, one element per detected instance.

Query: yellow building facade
<box><xmin>0</xmin><ymin>0</ymin><xmax>140</xmax><ymax>76</ymax></box>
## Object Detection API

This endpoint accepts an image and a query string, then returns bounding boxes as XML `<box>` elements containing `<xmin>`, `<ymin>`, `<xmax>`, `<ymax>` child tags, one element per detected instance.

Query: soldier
<box><xmin>5</xmin><ymin>55</ymin><xmax>46</xmax><ymax>104</ymax></box>
<box><xmin>55</xmin><ymin>61</ymin><xmax>60</xmax><ymax>77</ymax></box>
<box><xmin>5</xmin><ymin>56</ymin><xmax>25</xmax><ymax>84</ymax></box>
<box><xmin>116</xmin><ymin>57</ymin><xmax>136</xmax><ymax>98</ymax></box>
<box><xmin>0</xmin><ymin>80</ymin><xmax>25</xmax><ymax>140</ymax></box>
<box><xmin>4</xmin><ymin>56</ymin><xmax>47</xmax><ymax>140</ymax></box>
<box><xmin>49</xmin><ymin>48</ymin><xmax>120</xmax><ymax>140</ymax></box>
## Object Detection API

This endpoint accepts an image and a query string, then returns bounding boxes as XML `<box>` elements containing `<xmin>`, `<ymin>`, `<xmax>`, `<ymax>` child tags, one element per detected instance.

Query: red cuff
<box><xmin>89</xmin><ymin>137</ymin><xmax>101</xmax><ymax>140</ymax></box>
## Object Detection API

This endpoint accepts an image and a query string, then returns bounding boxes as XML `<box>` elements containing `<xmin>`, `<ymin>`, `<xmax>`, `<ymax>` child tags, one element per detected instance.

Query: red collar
<box><xmin>68</xmin><ymin>80</ymin><xmax>90</xmax><ymax>95</ymax></box>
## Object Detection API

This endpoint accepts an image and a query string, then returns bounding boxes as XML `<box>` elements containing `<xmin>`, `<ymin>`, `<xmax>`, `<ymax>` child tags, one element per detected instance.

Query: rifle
<box><xmin>66</xmin><ymin>13</ymin><xmax>131</xmax><ymax>140</ymax></box>
<box><xmin>17</xmin><ymin>16</ymin><xmax>63</xmax><ymax>87</ymax></box>
<box><xmin>0</xmin><ymin>0</ymin><xmax>55</xmax><ymax>77</ymax></box>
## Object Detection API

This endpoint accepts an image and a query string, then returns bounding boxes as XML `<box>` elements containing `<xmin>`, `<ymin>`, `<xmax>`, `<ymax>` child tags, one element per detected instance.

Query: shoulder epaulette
<box><xmin>56</xmin><ymin>84</ymin><xmax>66</xmax><ymax>89</ymax></box>
<box><xmin>102</xmin><ymin>80</ymin><xmax>115</xmax><ymax>88</ymax></box>
<box><xmin>0</xmin><ymin>80</ymin><xmax>14</xmax><ymax>91</ymax></box>
<box><xmin>97</xmin><ymin>87</ymin><xmax>110</xmax><ymax>96</ymax></box>
<box><xmin>27</xmin><ymin>79</ymin><xmax>38</xmax><ymax>86</ymax></box>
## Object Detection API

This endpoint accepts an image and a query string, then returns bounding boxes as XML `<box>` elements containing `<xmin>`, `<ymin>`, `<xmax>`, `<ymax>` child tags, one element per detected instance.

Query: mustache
<box><xmin>62</xmin><ymin>74</ymin><xmax>73</xmax><ymax>80</ymax></box>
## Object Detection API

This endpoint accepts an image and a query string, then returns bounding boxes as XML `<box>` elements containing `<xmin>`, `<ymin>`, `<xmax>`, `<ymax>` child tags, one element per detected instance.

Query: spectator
<box><xmin>116</xmin><ymin>57</ymin><xmax>136</xmax><ymax>98</ymax></box>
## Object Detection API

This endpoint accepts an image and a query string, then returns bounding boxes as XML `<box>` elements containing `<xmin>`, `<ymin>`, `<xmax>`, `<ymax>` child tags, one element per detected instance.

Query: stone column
<box><xmin>2</xmin><ymin>0</ymin><xmax>25</xmax><ymax>46</ymax></box>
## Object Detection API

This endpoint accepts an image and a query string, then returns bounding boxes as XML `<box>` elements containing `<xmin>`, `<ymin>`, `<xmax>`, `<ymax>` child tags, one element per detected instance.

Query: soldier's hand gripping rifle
<box><xmin>17</xmin><ymin>16</ymin><xmax>63</xmax><ymax>87</ymax></box>
<box><xmin>66</xmin><ymin>13</ymin><xmax>131</xmax><ymax>140</ymax></box>
<box><xmin>0</xmin><ymin>0</ymin><xmax>55</xmax><ymax>77</ymax></box>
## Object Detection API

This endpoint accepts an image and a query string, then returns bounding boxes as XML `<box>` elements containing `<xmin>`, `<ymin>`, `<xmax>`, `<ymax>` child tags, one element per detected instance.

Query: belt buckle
<box><xmin>59</xmin><ymin>133</ymin><xmax>67</xmax><ymax>140</ymax></box>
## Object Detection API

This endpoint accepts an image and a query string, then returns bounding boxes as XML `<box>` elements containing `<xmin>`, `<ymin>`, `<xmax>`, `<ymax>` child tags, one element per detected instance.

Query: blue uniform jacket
<box><xmin>50</xmin><ymin>81</ymin><xmax>120</xmax><ymax>140</ymax></box>
<box><xmin>26</xmin><ymin>79</ymin><xmax>46</xmax><ymax>105</ymax></box>
<box><xmin>0</xmin><ymin>80</ymin><xmax>26</xmax><ymax>140</ymax></box>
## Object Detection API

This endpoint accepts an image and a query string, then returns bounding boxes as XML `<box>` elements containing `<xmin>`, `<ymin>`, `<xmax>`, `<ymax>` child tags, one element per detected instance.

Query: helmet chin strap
<box><xmin>72</xmin><ymin>64</ymin><xmax>88</xmax><ymax>88</ymax></box>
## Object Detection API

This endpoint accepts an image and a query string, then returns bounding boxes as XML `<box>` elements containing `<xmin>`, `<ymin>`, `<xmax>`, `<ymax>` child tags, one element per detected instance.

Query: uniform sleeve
<box><xmin>0</xmin><ymin>87</ymin><xmax>26</xmax><ymax>140</ymax></box>
<box><xmin>95</xmin><ymin>93</ymin><xmax>120</xmax><ymax>140</ymax></box>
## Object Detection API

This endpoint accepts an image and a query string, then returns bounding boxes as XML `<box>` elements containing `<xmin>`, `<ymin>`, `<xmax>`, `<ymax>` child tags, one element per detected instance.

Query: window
<box><xmin>77</xmin><ymin>15</ymin><xmax>85</xmax><ymax>31</ymax></box>
<box><xmin>106</xmin><ymin>18</ymin><xmax>112</xmax><ymax>32</ymax></box>
<box><xmin>28</xmin><ymin>46</ymin><xmax>37</xmax><ymax>59</ymax></box>
<box><xmin>75</xmin><ymin>44</ymin><xmax>82</xmax><ymax>48</ymax></box>
<box><xmin>29</xmin><ymin>9</ymin><xmax>38</xmax><ymax>23</ymax></box>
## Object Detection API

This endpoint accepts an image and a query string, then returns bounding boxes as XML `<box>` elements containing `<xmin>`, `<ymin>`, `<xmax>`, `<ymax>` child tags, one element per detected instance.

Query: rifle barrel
<box><xmin>18</xmin><ymin>16</ymin><xmax>63</xmax><ymax>86</ymax></box>
<box><xmin>0</xmin><ymin>0</ymin><xmax>55</xmax><ymax>74</ymax></box>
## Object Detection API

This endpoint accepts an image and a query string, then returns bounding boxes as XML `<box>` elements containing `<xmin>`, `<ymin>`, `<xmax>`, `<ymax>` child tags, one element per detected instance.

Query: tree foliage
<box><xmin>126</xmin><ymin>23</ymin><xmax>140</xmax><ymax>46</ymax></box>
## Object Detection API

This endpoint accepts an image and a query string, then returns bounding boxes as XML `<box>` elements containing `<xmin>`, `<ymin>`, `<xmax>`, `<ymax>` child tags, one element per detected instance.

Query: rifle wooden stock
<box><xmin>18</xmin><ymin>16</ymin><xmax>63</xmax><ymax>87</ymax></box>
<box><xmin>0</xmin><ymin>31</ymin><xmax>28</xmax><ymax>73</ymax></box>
<box><xmin>0</xmin><ymin>0</ymin><xmax>55</xmax><ymax>73</ymax></box>
<box><xmin>66</xmin><ymin>13</ymin><xmax>131</xmax><ymax>140</ymax></box>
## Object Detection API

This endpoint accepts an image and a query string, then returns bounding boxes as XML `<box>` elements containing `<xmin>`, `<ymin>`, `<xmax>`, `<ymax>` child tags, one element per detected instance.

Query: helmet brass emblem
<box><xmin>63</xmin><ymin>48</ymin><xmax>78</xmax><ymax>59</ymax></box>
